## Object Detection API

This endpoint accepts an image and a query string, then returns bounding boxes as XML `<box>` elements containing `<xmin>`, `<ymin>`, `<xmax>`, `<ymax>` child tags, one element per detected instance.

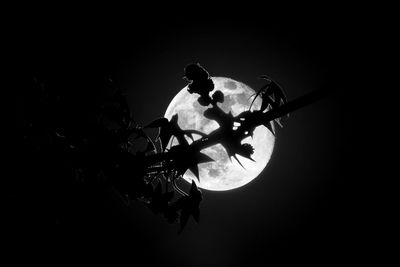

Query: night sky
<box><xmin>11</xmin><ymin>6</ymin><xmax>375</xmax><ymax>265</ymax></box>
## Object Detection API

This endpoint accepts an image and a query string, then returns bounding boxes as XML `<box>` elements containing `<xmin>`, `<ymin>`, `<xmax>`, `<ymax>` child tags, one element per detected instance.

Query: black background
<box><xmin>11</xmin><ymin>5</ymin><xmax>378</xmax><ymax>265</ymax></box>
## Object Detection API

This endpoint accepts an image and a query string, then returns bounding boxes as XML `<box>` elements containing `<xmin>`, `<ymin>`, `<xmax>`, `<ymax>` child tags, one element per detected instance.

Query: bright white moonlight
<box><xmin>164</xmin><ymin>77</ymin><xmax>275</xmax><ymax>191</ymax></box>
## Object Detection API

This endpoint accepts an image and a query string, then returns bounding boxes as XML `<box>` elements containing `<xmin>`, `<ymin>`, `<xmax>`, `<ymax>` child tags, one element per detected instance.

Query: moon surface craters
<box><xmin>224</xmin><ymin>80</ymin><xmax>237</xmax><ymax>90</ymax></box>
<box><xmin>164</xmin><ymin>77</ymin><xmax>275</xmax><ymax>191</ymax></box>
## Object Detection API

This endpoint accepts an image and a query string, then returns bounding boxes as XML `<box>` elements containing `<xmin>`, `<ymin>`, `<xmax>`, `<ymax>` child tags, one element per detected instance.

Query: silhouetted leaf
<box><xmin>169</xmin><ymin>146</ymin><xmax>214</xmax><ymax>182</ymax></box>
<box><xmin>191</xmin><ymin>207</ymin><xmax>200</xmax><ymax>223</ymax></box>
<box><xmin>149</xmin><ymin>181</ymin><xmax>175</xmax><ymax>214</ymax></box>
<box><xmin>195</xmin><ymin>152</ymin><xmax>214</xmax><ymax>164</ymax></box>
<box><xmin>179</xmin><ymin>209</ymin><xmax>191</xmax><ymax>232</ymax></box>
<box><xmin>144</xmin><ymin>139</ymin><xmax>156</xmax><ymax>153</ymax></box>
<box><xmin>145</xmin><ymin>117</ymin><xmax>168</xmax><ymax>128</ymax></box>
<box><xmin>263</xmin><ymin>120</ymin><xmax>275</xmax><ymax>135</ymax></box>
<box><xmin>188</xmin><ymin>165</ymin><xmax>200</xmax><ymax>181</ymax></box>
<box><xmin>177</xmin><ymin>181</ymin><xmax>203</xmax><ymax>232</ymax></box>
<box><xmin>233</xmin><ymin>143</ymin><xmax>255</xmax><ymax>164</ymax></box>
<box><xmin>164</xmin><ymin>205</ymin><xmax>179</xmax><ymax>223</ymax></box>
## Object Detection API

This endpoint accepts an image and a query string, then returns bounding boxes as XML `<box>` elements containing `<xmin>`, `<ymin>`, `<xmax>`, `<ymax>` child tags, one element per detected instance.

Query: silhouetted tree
<box><xmin>20</xmin><ymin>63</ymin><xmax>326</xmax><ymax>232</ymax></box>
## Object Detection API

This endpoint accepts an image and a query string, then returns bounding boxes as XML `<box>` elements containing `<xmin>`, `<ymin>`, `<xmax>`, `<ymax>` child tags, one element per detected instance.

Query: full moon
<box><xmin>164</xmin><ymin>77</ymin><xmax>275</xmax><ymax>191</ymax></box>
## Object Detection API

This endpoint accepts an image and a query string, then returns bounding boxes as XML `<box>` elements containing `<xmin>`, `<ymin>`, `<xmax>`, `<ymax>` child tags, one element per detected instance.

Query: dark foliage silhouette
<box><xmin>20</xmin><ymin>63</ymin><xmax>326</xmax><ymax>232</ymax></box>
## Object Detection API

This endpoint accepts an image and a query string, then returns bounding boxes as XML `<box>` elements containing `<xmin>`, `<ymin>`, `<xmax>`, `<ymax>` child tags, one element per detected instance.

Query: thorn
<box><xmin>189</xmin><ymin>165</ymin><xmax>200</xmax><ymax>182</ymax></box>
<box><xmin>233</xmin><ymin>155</ymin><xmax>246</xmax><ymax>169</ymax></box>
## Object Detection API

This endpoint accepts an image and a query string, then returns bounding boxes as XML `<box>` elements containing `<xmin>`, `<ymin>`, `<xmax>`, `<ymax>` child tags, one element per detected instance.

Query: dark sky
<box><xmin>11</xmin><ymin>6</ymin><xmax>375</xmax><ymax>265</ymax></box>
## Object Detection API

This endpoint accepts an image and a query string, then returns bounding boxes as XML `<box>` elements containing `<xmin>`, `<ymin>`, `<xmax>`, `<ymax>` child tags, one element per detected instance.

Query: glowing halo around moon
<box><xmin>164</xmin><ymin>77</ymin><xmax>275</xmax><ymax>191</ymax></box>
